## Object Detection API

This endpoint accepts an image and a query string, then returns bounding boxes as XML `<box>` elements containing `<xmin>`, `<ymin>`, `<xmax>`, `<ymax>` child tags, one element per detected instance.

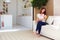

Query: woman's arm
<box><xmin>44</xmin><ymin>15</ymin><xmax>48</xmax><ymax>21</ymax></box>
<box><xmin>36</xmin><ymin>18</ymin><xmax>39</xmax><ymax>23</ymax></box>
<box><xmin>36</xmin><ymin>17</ymin><xmax>43</xmax><ymax>23</ymax></box>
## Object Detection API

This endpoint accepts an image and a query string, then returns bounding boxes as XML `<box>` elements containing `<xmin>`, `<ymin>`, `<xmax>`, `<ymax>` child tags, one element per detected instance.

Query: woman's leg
<box><xmin>36</xmin><ymin>21</ymin><xmax>47</xmax><ymax>34</ymax></box>
<box><xmin>39</xmin><ymin>22</ymin><xmax>47</xmax><ymax>34</ymax></box>
<box><xmin>36</xmin><ymin>21</ymin><xmax>42</xmax><ymax>34</ymax></box>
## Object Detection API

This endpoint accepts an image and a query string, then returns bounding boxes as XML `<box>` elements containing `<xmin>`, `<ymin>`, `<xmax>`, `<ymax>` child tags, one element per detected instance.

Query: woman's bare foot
<box><xmin>33</xmin><ymin>31</ymin><xmax>41</xmax><ymax>37</ymax></box>
<box><xmin>37</xmin><ymin>34</ymin><xmax>40</xmax><ymax>37</ymax></box>
<box><xmin>33</xmin><ymin>31</ymin><xmax>38</xmax><ymax>35</ymax></box>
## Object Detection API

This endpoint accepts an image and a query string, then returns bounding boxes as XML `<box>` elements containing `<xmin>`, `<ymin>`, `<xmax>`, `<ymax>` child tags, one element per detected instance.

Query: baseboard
<box><xmin>41</xmin><ymin>34</ymin><xmax>54</xmax><ymax>40</ymax></box>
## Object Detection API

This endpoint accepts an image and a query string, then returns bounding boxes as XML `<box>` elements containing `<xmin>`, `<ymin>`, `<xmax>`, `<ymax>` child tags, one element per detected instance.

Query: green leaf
<box><xmin>31</xmin><ymin>0</ymin><xmax>48</xmax><ymax>9</ymax></box>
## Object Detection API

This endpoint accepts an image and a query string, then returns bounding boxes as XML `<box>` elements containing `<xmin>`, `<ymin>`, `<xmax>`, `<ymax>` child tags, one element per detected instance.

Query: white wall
<box><xmin>22</xmin><ymin>7</ymin><xmax>33</xmax><ymax>16</ymax></box>
<box><xmin>17</xmin><ymin>0</ymin><xmax>24</xmax><ymax>15</ymax></box>
<box><xmin>17</xmin><ymin>0</ymin><xmax>33</xmax><ymax>16</ymax></box>
<box><xmin>54</xmin><ymin>0</ymin><xmax>60</xmax><ymax>16</ymax></box>
<box><xmin>0</xmin><ymin>0</ymin><xmax>3</xmax><ymax>10</ymax></box>
<box><xmin>8</xmin><ymin>0</ymin><xmax>17</xmax><ymax>24</ymax></box>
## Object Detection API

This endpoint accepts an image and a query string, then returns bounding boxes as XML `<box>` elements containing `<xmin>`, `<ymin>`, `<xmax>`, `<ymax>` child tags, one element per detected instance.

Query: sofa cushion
<box><xmin>46</xmin><ymin>16</ymin><xmax>54</xmax><ymax>25</ymax></box>
<box><xmin>53</xmin><ymin>16</ymin><xmax>60</xmax><ymax>26</ymax></box>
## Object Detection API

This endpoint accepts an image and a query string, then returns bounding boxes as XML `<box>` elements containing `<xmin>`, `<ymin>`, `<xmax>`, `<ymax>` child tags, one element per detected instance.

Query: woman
<box><xmin>35</xmin><ymin>8</ymin><xmax>47</xmax><ymax>36</ymax></box>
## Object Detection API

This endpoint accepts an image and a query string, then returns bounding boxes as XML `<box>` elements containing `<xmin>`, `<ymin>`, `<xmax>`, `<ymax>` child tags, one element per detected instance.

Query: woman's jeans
<box><xmin>36</xmin><ymin>21</ymin><xmax>47</xmax><ymax>34</ymax></box>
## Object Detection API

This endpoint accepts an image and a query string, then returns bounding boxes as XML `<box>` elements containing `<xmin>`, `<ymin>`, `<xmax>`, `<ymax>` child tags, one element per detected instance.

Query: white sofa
<box><xmin>33</xmin><ymin>16</ymin><xmax>60</xmax><ymax>40</ymax></box>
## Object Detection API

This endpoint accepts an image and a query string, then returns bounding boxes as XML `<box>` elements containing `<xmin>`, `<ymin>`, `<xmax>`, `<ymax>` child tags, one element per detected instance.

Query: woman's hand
<box><xmin>44</xmin><ymin>15</ymin><xmax>48</xmax><ymax>21</ymax></box>
<box><xmin>36</xmin><ymin>18</ymin><xmax>43</xmax><ymax>23</ymax></box>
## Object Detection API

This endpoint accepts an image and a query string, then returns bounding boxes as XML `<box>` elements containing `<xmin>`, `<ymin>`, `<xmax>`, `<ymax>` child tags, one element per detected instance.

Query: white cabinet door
<box><xmin>1</xmin><ymin>15</ymin><xmax>12</xmax><ymax>29</ymax></box>
<box><xmin>17</xmin><ymin>16</ymin><xmax>32</xmax><ymax>28</ymax></box>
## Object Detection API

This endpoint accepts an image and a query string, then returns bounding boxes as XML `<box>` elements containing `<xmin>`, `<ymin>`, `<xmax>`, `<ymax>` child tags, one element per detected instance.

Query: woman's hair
<box><xmin>40</xmin><ymin>7</ymin><xmax>46</xmax><ymax>15</ymax></box>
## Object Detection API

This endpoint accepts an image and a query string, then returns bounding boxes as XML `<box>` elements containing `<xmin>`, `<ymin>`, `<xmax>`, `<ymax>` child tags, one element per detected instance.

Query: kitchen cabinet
<box><xmin>1</xmin><ymin>15</ymin><xmax>12</xmax><ymax>29</ymax></box>
<box><xmin>16</xmin><ymin>16</ymin><xmax>32</xmax><ymax>28</ymax></box>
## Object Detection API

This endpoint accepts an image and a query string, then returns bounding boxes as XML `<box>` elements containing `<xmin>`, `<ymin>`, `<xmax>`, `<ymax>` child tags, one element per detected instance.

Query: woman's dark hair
<box><xmin>40</xmin><ymin>7</ymin><xmax>46</xmax><ymax>15</ymax></box>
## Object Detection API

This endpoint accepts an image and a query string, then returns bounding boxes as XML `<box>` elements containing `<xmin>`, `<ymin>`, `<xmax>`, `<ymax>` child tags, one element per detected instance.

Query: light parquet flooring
<box><xmin>0</xmin><ymin>30</ymin><xmax>51</xmax><ymax>40</ymax></box>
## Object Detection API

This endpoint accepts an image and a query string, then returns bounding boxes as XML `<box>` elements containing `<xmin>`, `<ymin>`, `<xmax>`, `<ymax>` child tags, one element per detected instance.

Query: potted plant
<box><xmin>31</xmin><ymin>0</ymin><xmax>48</xmax><ymax>9</ymax></box>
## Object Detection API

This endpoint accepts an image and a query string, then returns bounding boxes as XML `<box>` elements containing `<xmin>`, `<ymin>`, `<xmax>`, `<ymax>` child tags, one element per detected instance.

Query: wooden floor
<box><xmin>0</xmin><ymin>30</ymin><xmax>51</xmax><ymax>40</ymax></box>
